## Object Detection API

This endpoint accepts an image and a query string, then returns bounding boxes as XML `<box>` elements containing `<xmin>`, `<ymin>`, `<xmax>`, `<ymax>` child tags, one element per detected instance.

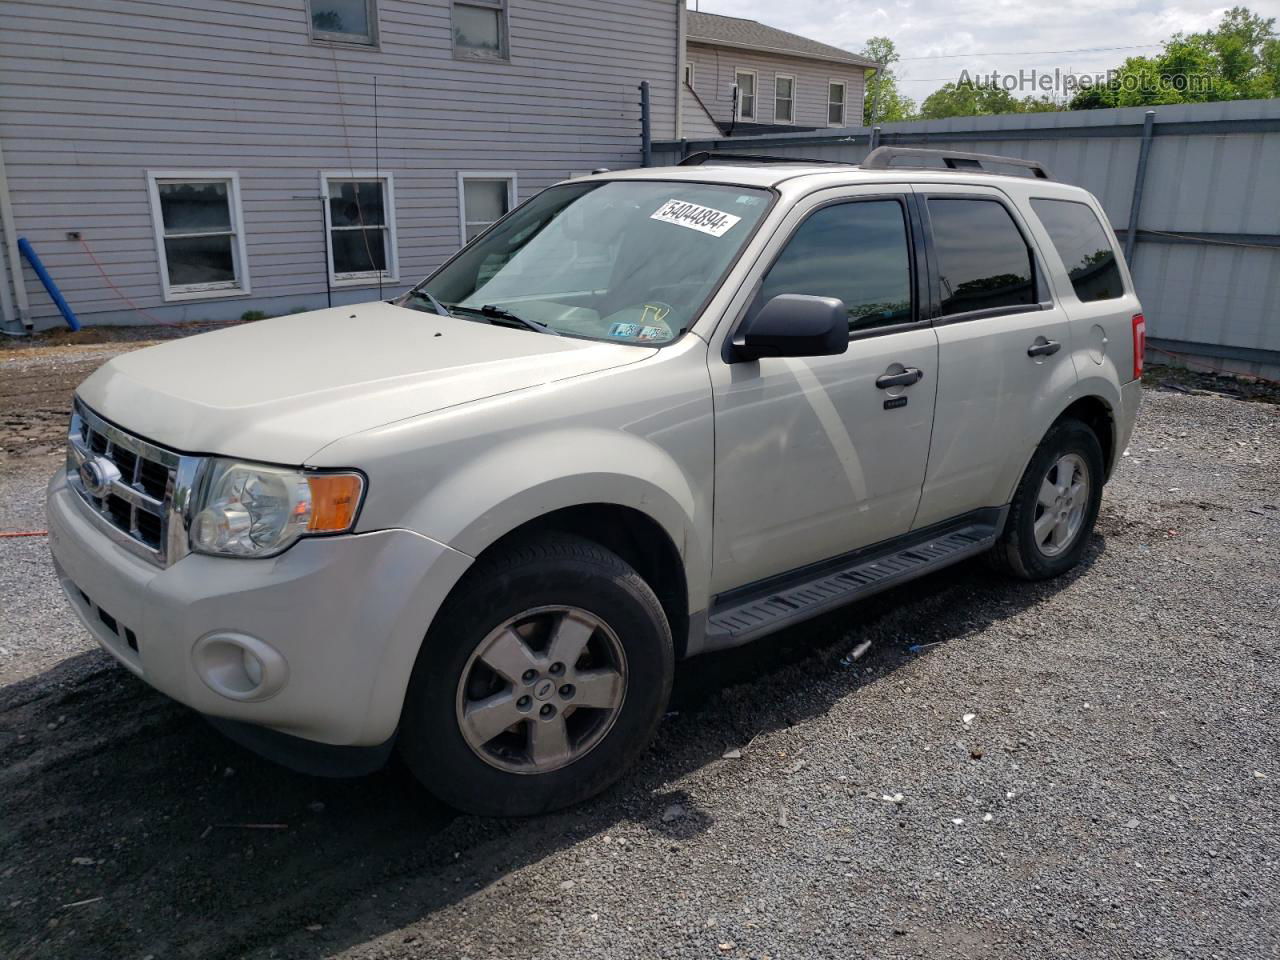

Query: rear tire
<box><xmin>398</xmin><ymin>534</ymin><xmax>673</xmax><ymax>816</ymax></box>
<box><xmin>990</xmin><ymin>418</ymin><xmax>1104</xmax><ymax>581</ymax></box>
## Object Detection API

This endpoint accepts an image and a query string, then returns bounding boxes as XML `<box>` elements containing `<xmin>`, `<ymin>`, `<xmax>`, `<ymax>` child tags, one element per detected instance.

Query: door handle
<box><xmin>875</xmin><ymin>367</ymin><xmax>924</xmax><ymax>389</ymax></box>
<box><xmin>1027</xmin><ymin>339</ymin><xmax>1062</xmax><ymax>358</ymax></box>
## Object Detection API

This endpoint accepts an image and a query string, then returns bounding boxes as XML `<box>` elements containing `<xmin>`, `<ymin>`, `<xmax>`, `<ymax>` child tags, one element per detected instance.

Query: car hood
<box><xmin>77</xmin><ymin>302</ymin><xmax>655</xmax><ymax>464</ymax></box>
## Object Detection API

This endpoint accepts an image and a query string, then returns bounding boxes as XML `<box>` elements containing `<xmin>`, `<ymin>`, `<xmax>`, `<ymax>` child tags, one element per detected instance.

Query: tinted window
<box><xmin>1031</xmin><ymin>198</ymin><xmax>1124</xmax><ymax>302</ymax></box>
<box><xmin>758</xmin><ymin>200</ymin><xmax>913</xmax><ymax>333</ymax></box>
<box><xmin>928</xmin><ymin>198</ymin><xmax>1035</xmax><ymax>316</ymax></box>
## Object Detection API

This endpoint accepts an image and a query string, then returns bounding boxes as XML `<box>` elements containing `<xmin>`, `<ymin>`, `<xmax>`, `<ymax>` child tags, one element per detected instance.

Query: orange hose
<box><xmin>0</xmin><ymin>530</ymin><xmax>47</xmax><ymax>538</ymax></box>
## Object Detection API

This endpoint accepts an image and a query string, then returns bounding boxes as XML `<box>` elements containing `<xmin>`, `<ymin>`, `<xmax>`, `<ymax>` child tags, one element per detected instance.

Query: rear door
<box><xmin>911</xmin><ymin>184</ymin><xmax>1078</xmax><ymax>529</ymax></box>
<box><xmin>1024</xmin><ymin>194</ymin><xmax>1143</xmax><ymax>387</ymax></box>
<box><xmin>708</xmin><ymin>187</ymin><xmax>938</xmax><ymax>594</ymax></box>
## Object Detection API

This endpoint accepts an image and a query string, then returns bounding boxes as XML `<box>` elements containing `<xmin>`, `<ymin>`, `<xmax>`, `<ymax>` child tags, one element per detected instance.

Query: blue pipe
<box><xmin>17</xmin><ymin>236</ymin><xmax>79</xmax><ymax>331</ymax></box>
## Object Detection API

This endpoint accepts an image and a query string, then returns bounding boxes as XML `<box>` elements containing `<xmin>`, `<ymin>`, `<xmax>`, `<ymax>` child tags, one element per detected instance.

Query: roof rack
<box><xmin>678</xmin><ymin>151</ymin><xmax>853</xmax><ymax>167</ymax></box>
<box><xmin>861</xmin><ymin>147</ymin><xmax>1053</xmax><ymax>180</ymax></box>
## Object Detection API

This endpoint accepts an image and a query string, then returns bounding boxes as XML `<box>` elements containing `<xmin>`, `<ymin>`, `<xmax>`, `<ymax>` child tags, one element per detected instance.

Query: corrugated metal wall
<box><xmin>655</xmin><ymin>98</ymin><xmax>1280</xmax><ymax>376</ymax></box>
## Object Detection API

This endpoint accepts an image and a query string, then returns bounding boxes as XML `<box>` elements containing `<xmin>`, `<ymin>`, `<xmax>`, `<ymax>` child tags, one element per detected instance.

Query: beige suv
<box><xmin>48</xmin><ymin>148</ymin><xmax>1143</xmax><ymax>815</ymax></box>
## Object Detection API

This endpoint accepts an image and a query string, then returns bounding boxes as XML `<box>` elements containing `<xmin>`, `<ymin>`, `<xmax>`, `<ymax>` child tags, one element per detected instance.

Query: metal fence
<box><xmin>653</xmin><ymin>98</ymin><xmax>1280</xmax><ymax>378</ymax></box>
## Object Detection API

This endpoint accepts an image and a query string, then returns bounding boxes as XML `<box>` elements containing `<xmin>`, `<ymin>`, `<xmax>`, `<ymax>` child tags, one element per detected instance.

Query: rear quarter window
<box><xmin>1030</xmin><ymin>198</ymin><xmax>1125</xmax><ymax>302</ymax></box>
<box><xmin>927</xmin><ymin>197</ymin><xmax>1036</xmax><ymax>317</ymax></box>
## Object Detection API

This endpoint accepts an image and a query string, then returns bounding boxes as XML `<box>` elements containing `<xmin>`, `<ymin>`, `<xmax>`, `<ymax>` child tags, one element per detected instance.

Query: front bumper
<box><xmin>46</xmin><ymin>469</ymin><xmax>472</xmax><ymax>747</ymax></box>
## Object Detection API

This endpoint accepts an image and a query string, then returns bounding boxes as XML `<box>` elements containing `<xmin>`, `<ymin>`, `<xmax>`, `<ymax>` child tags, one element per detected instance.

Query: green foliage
<box><xmin>918</xmin><ymin>82</ymin><xmax>1055</xmax><ymax>120</ymax></box>
<box><xmin>861</xmin><ymin>36</ymin><xmax>917</xmax><ymax>124</ymax></box>
<box><xmin>1067</xmin><ymin>6</ymin><xmax>1279</xmax><ymax>108</ymax></box>
<box><xmin>240</xmin><ymin>310</ymin><xmax>270</xmax><ymax>322</ymax></box>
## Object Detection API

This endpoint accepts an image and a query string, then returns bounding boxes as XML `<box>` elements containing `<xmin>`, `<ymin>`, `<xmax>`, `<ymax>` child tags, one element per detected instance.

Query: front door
<box><xmin>709</xmin><ymin>188</ymin><xmax>938</xmax><ymax>595</ymax></box>
<box><xmin>910</xmin><ymin>184</ymin><xmax>1078</xmax><ymax>530</ymax></box>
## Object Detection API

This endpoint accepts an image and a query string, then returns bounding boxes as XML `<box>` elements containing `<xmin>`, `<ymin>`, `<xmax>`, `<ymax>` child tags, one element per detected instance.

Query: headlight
<box><xmin>190</xmin><ymin>460</ymin><xmax>365</xmax><ymax>558</ymax></box>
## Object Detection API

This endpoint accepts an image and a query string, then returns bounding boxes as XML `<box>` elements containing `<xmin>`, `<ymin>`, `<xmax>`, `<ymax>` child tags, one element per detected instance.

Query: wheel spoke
<box><xmin>529</xmin><ymin>714</ymin><xmax>571</xmax><ymax>765</ymax></box>
<box><xmin>571</xmin><ymin>668</ymin><xmax>624</xmax><ymax>710</ymax></box>
<box><xmin>1055</xmin><ymin>456</ymin><xmax>1076</xmax><ymax>491</ymax></box>
<box><xmin>479</xmin><ymin>628</ymin><xmax>540</xmax><ymax>685</ymax></box>
<box><xmin>547</xmin><ymin>611</ymin><xmax>597</xmax><ymax>669</ymax></box>
<box><xmin>1067</xmin><ymin>480</ymin><xmax>1086</xmax><ymax>505</ymax></box>
<box><xmin>1051</xmin><ymin>516</ymin><xmax>1072</xmax><ymax>548</ymax></box>
<box><xmin>1038</xmin><ymin>477</ymin><xmax>1058</xmax><ymax>508</ymax></box>
<box><xmin>1034</xmin><ymin>509</ymin><xmax>1056</xmax><ymax>544</ymax></box>
<box><xmin>461</xmin><ymin>691</ymin><xmax>523</xmax><ymax>746</ymax></box>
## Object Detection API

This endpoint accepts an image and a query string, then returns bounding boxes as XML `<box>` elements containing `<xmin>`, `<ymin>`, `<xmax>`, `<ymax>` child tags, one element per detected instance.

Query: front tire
<box><xmin>399</xmin><ymin>534</ymin><xmax>674</xmax><ymax>816</ymax></box>
<box><xmin>991</xmin><ymin>418</ymin><xmax>1104</xmax><ymax>580</ymax></box>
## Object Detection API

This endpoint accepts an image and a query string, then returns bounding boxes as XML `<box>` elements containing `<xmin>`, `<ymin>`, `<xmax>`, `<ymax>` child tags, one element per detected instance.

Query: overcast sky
<box><xmin>688</xmin><ymin>0</ymin><xmax>1267</xmax><ymax>102</ymax></box>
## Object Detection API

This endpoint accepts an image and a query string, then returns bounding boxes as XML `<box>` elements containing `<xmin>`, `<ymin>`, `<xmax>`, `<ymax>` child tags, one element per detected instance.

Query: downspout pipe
<box><xmin>674</xmin><ymin>0</ymin><xmax>686</xmax><ymax>141</ymax></box>
<box><xmin>0</xmin><ymin>137</ymin><xmax>31</xmax><ymax>331</ymax></box>
<box><xmin>0</xmin><ymin>231</ymin><xmax>16</xmax><ymax>335</ymax></box>
<box><xmin>19</xmin><ymin>237</ymin><xmax>79</xmax><ymax>331</ymax></box>
<box><xmin>640</xmin><ymin>80</ymin><xmax>652</xmax><ymax>168</ymax></box>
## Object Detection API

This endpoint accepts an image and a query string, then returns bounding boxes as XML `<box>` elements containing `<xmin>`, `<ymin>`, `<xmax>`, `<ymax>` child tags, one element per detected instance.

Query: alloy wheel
<box><xmin>1033</xmin><ymin>453</ymin><xmax>1090</xmax><ymax>557</ymax></box>
<box><xmin>454</xmin><ymin>606</ymin><xmax>628</xmax><ymax>774</ymax></box>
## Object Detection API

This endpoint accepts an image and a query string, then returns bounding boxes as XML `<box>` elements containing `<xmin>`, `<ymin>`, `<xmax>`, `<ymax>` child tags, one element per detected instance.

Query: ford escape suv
<box><xmin>48</xmin><ymin>148</ymin><xmax>1143</xmax><ymax>816</ymax></box>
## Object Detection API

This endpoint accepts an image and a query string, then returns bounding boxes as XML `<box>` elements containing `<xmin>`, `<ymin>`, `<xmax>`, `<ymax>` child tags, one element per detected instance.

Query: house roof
<box><xmin>686</xmin><ymin>11</ymin><xmax>880</xmax><ymax>70</ymax></box>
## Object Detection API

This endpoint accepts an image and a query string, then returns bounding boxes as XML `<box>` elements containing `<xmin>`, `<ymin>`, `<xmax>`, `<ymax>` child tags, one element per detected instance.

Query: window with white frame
<box><xmin>146</xmin><ymin>172</ymin><xmax>249</xmax><ymax>301</ymax></box>
<box><xmin>684</xmin><ymin>62</ymin><xmax>695</xmax><ymax>87</ymax></box>
<box><xmin>828</xmin><ymin>80</ymin><xmax>846</xmax><ymax>125</ymax></box>
<box><xmin>774</xmin><ymin>75</ymin><xmax>795</xmax><ymax>123</ymax></box>
<box><xmin>322</xmin><ymin>173</ymin><xmax>397</xmax><ymax>285</ymax></box>
<box><xmin>308</xmin><ymin>0</ymin><xmax>377</xmax><ymax>44</ymax></box>
<box><xmin>458</xmin><ymin>172</ymin><xmax>516</xmax><ymax>244</ymax></box>
<box><xmin>735</xmin><ymin>69</ymin><xmax>756</xmax><ymax>120</ymax></box>
<box><xmin>452</xmin><ymin>0</ymin><xmax>508</xmax><ymax>59</ymax></box>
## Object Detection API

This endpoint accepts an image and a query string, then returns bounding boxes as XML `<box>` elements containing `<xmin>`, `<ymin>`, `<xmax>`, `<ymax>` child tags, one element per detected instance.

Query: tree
<box><xmin>860</xmin><ymin>36</ymin><xmax>917</xmax><ymax>124</ymax></box>
<box><xmin>1068</xmin><ymin>6</ymin><xmax>1279</xmax><ymax>108</ymax></box>
<box><xmin>919</xmin><ymin>81</ymin><xmax>1024</xmax><ymax>120</ymax></box>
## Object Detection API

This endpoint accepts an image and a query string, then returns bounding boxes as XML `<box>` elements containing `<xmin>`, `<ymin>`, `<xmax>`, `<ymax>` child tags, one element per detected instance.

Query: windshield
<box><xmin>404</xmin><ymin>180</ymin><xmax>772</xmax><ymax>345</ymax></box>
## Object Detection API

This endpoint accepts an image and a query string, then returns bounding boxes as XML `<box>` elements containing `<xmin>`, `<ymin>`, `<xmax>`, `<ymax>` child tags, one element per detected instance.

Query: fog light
<box><xmin>241</xmin><ymin>648</ymin><xmax>264</xmax><ymax>687</ymax></box>
<box><xmin>193</xmin><ymin>632</ymin><xmax>287</xmax><ymax>701</ymax></box>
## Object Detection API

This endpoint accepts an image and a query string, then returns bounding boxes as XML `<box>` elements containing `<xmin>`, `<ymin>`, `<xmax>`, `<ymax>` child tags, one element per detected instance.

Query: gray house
<box><xmin>682</xmin><ymin>12</ymin><xmax>878</xmax><ymax>138</ymax></box>
<box><xmin>0</xmin><ymin>0</ymin><xmax>682</xmax><ymax>330</ymax></box>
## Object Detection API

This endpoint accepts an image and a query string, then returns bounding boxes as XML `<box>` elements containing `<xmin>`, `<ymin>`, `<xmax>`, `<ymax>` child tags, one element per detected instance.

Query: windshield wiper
<box><xmin>451</xmin><ymin>303</ymin><xmax>558</xmax><ymax>336</ymax></box>
<box><xmin>404</xmin><ymin>288</ymin><xmax>452</xmax><ymax>317</ymax></box>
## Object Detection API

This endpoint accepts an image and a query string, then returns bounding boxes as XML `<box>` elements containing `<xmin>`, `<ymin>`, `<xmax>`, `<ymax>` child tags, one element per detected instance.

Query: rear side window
<box><xmin>927</xmin><ymin>198</ymin><xmax>1035</xmax><ymax>317</ymax></box>
<box><xmin>1030</xmin><ymin>198</ymin><xmax>1124</xmax><ymax>302</ymax></box>
<box><xmin>758</xmin><ymin>199</ymin><xmax>913</xmax><ymax>333</ymax></box>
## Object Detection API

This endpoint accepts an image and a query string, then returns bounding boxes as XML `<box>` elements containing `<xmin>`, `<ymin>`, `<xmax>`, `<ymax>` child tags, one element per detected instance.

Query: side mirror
<box><xmin>731</xmin><ymin>294</ymin><xmax>849</xmax><ymax>362</ymax></box>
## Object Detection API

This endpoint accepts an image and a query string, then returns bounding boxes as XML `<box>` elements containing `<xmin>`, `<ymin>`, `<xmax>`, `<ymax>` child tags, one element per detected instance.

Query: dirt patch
<box><xmin>0</xmin><ymin>322</ymin><xmax>249</xmax><ymax>460</ymax></box>
<box><xmin>1144</xmin><ymin>361</ymin><xmax>1280</xmax><ymax>404</ymax></box>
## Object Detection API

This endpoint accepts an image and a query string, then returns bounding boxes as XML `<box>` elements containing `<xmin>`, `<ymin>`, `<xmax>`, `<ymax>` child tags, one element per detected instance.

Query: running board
<box><xmin>703</xmin><ymin>511</ymin><xmax>1004</xmax><ymax>651</ymax></box>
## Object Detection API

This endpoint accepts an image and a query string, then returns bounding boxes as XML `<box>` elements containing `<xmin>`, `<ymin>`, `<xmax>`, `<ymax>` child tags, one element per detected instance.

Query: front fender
<box><xmin>337</xmin><ymin>416</ymin><xmax>712</xmax><ymax>614</ymax></box>
<box><xmin>422</xmin><ymin>427</ymin><xmax>709</xmax><ymax>608</ymax></box>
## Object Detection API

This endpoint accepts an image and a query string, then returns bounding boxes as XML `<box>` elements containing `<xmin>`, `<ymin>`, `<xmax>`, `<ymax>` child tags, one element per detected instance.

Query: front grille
<box><xmin>66</xmin><ymin>400</ymin><xmax>199</xmax><ymax>566</ymax></box>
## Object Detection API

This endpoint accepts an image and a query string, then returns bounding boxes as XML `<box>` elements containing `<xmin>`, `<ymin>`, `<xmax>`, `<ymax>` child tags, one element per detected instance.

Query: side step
<box><xmin>704</xmin><ymin>513</ymin><xmax>1004</xmax><ymax>651</ymax></box>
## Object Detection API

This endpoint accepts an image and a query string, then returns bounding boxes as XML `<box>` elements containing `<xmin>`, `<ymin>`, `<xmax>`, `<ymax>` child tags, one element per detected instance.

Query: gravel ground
<box><xmin>0</xmin><ymin>338</ymin><xmax>1277</xmax><ymax>959</ymax></box>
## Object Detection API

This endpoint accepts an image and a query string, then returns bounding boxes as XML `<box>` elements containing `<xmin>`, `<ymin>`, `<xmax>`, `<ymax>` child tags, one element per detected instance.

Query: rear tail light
<box><xmin>1131</xmin><ymin>313</ymin><xmax>1146</xmax><ymax>381</ymax></box>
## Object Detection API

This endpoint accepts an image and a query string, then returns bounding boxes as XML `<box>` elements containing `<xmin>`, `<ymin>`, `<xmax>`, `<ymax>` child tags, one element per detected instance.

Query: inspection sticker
<box><xmin>650</xmin><ymin>199</ymin><xmax>742</xmax><ymax>237</ymax></box>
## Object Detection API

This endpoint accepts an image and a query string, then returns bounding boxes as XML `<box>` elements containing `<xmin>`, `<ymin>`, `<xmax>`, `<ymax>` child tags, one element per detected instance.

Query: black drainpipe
<box><xmin>640</xmin><ymin>81</ymin><xmax>652</xmax><ymax>167</ymax></box>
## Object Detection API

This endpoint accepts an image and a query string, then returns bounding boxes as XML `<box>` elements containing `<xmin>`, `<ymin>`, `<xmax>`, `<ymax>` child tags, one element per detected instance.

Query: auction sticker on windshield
<box><xmin>650</xmin><ymin>199</ymin><xmax>742</xmax><ymax>237</ymax></box>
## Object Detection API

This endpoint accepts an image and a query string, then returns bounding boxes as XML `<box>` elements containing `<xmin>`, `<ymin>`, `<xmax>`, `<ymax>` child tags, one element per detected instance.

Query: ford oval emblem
<box><xmin>78</xmin><ymin>456</ymin><xmax>121</xmax><ymax>497</ymax></box>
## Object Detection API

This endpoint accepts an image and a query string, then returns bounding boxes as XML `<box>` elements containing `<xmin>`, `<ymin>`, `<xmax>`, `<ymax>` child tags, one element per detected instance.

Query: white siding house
<box><xmin>0</xmin><ymin>0</ymin><xmax>680</xmax><ymax>329</ymax></box>
<box><xmin>682</xmin><ymin>12</ymin><xmax>877</xmax><ymax>136</ymax></box>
